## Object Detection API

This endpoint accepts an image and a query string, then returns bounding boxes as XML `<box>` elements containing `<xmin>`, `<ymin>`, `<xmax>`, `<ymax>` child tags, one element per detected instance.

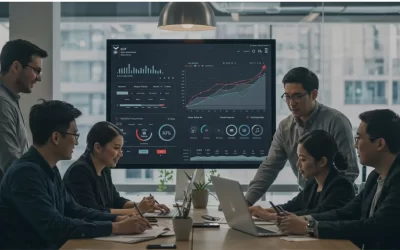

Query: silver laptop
<box><xmin>211</xmin><ymin>176</ymin><xmax>286</xmax><ymax>237</ymax></box>
<box><xmin>145</xmin><ymin>169</ymin><xmax>199</xmax><ymax>218</ymax></box>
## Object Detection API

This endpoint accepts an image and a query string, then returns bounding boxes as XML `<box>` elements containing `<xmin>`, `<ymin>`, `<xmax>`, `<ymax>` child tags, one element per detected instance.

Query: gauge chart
<box><xmin>136</xmin><ymin>127</ymin><xmax>153</xmax><ymax>142</ymax></box>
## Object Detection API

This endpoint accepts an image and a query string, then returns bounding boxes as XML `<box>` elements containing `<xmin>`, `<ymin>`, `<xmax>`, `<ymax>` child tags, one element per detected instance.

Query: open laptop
<box><xmin>211</xmin><ymin>176</ymin><xmax>286</xmax><ymax>237</ymax></box>
<box><xmin>144</xmin><ymin>169</ymin><xmax>199</xmax><ymax>218</ymax></box>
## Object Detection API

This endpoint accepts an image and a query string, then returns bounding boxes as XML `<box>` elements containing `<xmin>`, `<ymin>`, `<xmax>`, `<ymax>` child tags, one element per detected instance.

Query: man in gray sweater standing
<box><xmin>245</xmin><ymin>67</ymin><xmax>359</xmax><ymax>206</ymax></box>
<box><xmin>0</xmin><ymin>39</ymin><xmax>48</xmax><ymax>181</ymax></box>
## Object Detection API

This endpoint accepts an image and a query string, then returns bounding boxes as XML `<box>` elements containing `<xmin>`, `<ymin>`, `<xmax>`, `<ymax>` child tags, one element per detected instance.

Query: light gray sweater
<box><xmin>0</xmin><ymin>82</ymin><xmax>29</xmax><ymax>177</ymax></box>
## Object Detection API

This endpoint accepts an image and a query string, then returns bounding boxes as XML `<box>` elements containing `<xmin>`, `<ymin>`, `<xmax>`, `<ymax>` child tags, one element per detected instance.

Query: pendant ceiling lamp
<box><xmin>158</xmin><ymin>2</ymin><xmax>217</xmax><ymax>31</ymax></box>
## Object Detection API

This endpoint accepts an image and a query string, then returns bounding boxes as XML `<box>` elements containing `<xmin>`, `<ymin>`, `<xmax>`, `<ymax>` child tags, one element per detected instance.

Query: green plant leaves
<box><xmin>157</xmin><ymin>169</ymin><xmax>174</xmax><ymax>192</ymax></box>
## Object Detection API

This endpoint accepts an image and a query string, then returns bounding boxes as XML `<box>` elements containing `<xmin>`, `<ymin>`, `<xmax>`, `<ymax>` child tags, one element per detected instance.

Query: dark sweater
<box><xmin>279</xmin><ymin>168</ymin><xmax>356</xmax><ymax>215</ymax></box>
<box><xmin>0</xmin><ymin>147</ymin><xmax>117</xmax><ymax>250</ymax></box>
<box><xmin>63</xmin><ymin>151</ymin><xmax>129</xmax><ymax>212</ymax></box>
<box><xmin>311</xmin><ymin>156</ymin><xmax>400</xmax><ymax>250</ymax></box>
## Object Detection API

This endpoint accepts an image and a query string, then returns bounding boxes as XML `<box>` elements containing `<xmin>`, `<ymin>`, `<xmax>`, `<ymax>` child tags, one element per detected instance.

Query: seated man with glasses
<box><xmin>0</xmin><ymin>100</ymin><xmax>151</xmax><ymax>250</ymax></box>
<box><xmin>245</xmin><ymin>67</ymin><xmax>359</xmax><ymax>207</ymax></box>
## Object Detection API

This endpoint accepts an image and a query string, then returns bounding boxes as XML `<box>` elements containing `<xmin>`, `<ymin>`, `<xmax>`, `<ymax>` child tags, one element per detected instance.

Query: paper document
<box><xmin>280</xmin><ymin>235</ymin><xmax>318</xmax><ymax>242</ymax></box>
<box><xmin>94</xmin><ymin>229</ymin><xmax>168</xmax><ymax>244</ymax></box>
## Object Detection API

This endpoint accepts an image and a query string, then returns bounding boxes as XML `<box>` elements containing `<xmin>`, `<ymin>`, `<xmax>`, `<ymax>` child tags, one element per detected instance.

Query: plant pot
<box><xmin>192</xmin><ymin>189</ymin><xmax>209</xmax><ymax>209</ymax></box>
<box><xmin>172</xmin><ymin>217</ymin><xmax>193</xmax><ymax>241</ymax></box>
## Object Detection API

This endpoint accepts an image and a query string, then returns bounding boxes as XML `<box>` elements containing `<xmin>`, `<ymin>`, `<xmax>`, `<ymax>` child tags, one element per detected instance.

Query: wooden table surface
<box><xmin>61</xmin><ymin>206</ymin><xmax>359</xmax><ymax>250</ymax></box>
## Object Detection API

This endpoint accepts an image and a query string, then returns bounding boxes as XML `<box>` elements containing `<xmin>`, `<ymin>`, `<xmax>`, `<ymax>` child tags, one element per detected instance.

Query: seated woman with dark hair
<box><xmin>249</xmin><ymin>130</ymin><xmax>356</xmax><ymax>220</ymax></box>
<box><xmin>63</xmin><ymin>121</ymin><xmax>170</xmax><ymax>215</ymax></box>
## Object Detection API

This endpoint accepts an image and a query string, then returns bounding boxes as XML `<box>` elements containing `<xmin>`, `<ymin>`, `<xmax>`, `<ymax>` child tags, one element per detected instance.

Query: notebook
<box><xmin>94</xmin><ymin>229</ymin><xmax>169</xmax><ymax>244</ymax></box>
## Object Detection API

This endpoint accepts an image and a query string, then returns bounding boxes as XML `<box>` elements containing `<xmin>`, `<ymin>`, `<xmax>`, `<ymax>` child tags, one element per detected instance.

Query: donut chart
<box><xmin>251</xmin><ymin>124</ymin><xmax>263</xmax><ymax>136</ymax></box>
<box><xmin>238</xmin><ymin>125</ymin><xmax>251</xmax><ymax>136</ymax></box>
<box><xmin>225</xmin><ymin>124</ymin><xmax>238</xmax><ymax>137</ymax></box>
<box><xmin>158</xmin><ymin>124</ymin><xmax>176</xmax><ymax>142</ymax></box>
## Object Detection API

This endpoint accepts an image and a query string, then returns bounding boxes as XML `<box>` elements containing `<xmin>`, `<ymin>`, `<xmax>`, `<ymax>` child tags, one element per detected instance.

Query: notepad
<box><xmin>94</xmin><ymin>229</ymin><xmax>168</xmax><ymax>244</ymax></box>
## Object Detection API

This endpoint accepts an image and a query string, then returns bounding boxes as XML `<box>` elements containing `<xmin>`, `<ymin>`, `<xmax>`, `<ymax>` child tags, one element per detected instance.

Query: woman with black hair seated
<box><xmin>63</xmin><ymin>121</ymin><xmax>170</xmax><ymax>215</ymax></box>
<box><xmin>249</xmin><ymin>130</ymin><xmax>356</xmax><ymax>220</ymax></box>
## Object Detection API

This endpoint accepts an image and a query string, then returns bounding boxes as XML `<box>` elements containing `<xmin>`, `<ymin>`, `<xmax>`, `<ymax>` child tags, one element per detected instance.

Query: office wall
<box><xmin>9</xmin><ymin>2</ymin><xmax>61</xmax><ymax>144</ymax></box>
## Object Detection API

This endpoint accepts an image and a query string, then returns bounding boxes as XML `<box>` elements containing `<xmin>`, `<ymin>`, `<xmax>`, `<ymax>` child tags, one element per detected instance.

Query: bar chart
<box><xmin>117</xmin><ymin>64</ymin><xmax>163</xmax><ymax>75</ymax></box>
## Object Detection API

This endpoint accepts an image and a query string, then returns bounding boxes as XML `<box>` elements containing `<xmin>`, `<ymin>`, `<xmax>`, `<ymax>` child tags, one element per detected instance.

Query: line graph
<box><xmin>185</xmin><ymin>65</ymin><xmax>266</xmax><ymax>110</ymax></box>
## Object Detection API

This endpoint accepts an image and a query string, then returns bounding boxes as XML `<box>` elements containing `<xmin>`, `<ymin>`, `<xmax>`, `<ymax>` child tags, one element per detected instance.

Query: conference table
<box><xmin>61</xmin><ymin>206</ymin><xmax>359</xmax><ymax>250</ymax></box>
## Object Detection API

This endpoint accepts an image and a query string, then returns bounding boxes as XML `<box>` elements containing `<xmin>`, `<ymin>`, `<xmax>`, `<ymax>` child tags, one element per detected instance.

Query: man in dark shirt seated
<box><xmin>0</xmin><ymin>99</ymin><xmax>151</xmax><ymax>249</ymax></box>
<box><xmin>278</xmin><ymin>109</ymin><xmax>400</xmax><ymax>250</ymax></box>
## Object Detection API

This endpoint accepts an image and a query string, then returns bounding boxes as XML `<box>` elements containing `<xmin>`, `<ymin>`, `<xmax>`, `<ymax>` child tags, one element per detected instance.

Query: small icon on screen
<box><xmin>113</xmin><ymin>45</ymin><xmax>119</xmax><ymax>55</ymax></box>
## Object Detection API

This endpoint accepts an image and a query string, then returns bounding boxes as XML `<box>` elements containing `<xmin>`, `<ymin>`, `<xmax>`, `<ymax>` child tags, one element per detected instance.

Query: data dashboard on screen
<box><xmin>106</xmin><ymin>39</ymin><xmax>276</xmax><ymax>168</ymax></box>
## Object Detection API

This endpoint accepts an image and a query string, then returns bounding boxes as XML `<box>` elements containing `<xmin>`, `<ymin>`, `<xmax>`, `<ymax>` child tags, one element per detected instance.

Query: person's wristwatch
<box><xmin>307</xmin><ymin>219</ymin><xmax>316</xmax><ymax>237</ymax></box>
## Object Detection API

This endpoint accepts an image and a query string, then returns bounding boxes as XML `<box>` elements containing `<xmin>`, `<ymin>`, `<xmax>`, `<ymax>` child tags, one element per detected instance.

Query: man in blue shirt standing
<box><xmin>0</xmin><ymin>99</ymin><xmax>151</xmax><ymax>249</ymax></box>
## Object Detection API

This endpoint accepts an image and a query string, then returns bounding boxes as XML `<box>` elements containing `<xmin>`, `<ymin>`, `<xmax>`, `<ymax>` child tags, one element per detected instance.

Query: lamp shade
<box><xmin>158</xmin><ymin>2</ymin><xmax>216</xmax><ymax>31</ymax></box>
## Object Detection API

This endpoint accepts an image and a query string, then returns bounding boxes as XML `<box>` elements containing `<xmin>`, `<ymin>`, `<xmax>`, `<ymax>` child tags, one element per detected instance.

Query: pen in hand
<box><xmin>133</xmin><ymin>202</ymin><xmax>152</xmax><ymax>229</ymax></box>
<box><xmin>149</xmin><ymin>193</ymin><xmax>160</xmax><ymax>205</ymax></box>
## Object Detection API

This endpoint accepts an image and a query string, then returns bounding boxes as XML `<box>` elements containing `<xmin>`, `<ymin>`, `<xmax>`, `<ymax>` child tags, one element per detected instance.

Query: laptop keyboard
<box><xmin>256</xmin><ymin>226</ymin><xmax>277</xmax><ymax>234</ymax></box>
<box><xmin>157</xmin><ymin>209</ymin><xmax>179</xmax><ymax>217</ymax></box>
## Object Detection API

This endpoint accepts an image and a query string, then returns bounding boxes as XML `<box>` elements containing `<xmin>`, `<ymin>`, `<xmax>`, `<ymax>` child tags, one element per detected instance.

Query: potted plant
<box><xmin>184</xmin><ymin>169</ymin><xmax>219</xmax><ymax>209</ymax></box>
<box><xmin>157</xmin><ymin>169</ymin><xmax>174</xmax><ymax>192</ymax></box>
<box><xmin>172</xmin><ymin>191</ymin><xmax>193</xmax><ymax>241</ymax></box>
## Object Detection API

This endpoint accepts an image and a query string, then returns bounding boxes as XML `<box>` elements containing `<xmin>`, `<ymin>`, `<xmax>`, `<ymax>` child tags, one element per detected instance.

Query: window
<box><xmin>145</xmin><ymin>169</ymin><xmax>153</xmax><ymax>179</ymax></box>
<box><xmin>0</xmin><ymin>22</ymin><xmax>8</xmax><ymax>51</ymax></box>
<box><xmin>345</xmin><ymin>80</ymin><xmax>386</xmax><ymax>104</ymax></box>
<box><xmin>61</xmin><ymin>61</ymin><xmax>104</xmax><ymax>83</ymax></box>
<box><xmin>61</xmin><ymin>62</ymin><xmax>90</xmax><ymax>82</ymax></box>
<box><xmin>62</xmin><ymin>93</ymin><xmax>106</xmax><ymax>115</ymax></box>
<box><xmin>126</xmin><ymin>169</ymin><xmax>142</xmax><ymax>179</ymax></box>
<box><xmin>393</xmin><ymin>81</ymin><xmax>400</xmax><ymax>104</ymax></box>
<box><xmin>61</xmin><ymin>28</ymin><xmax>105</xmax><ymax>50</ymax></box>
<box><xmin>366</xmin><ymin>81</ymin><xmax>386</xmax><ymax>104</ymax></box>
<box><xmin>393</xmin><ymin>58</ymin><xmax>400</xmax><ymax>76</ymax></box>
<box><xmin>61</xmin><ymin>30</ymin><xmax>91</xmax><ymax>50</ymax></box>
<box><xmin>364</xmin><ymin>58</ymin><xmax>385</xmax><ymax>75</ymax></box>
<box><xmin>216</xmin><ymin>24</ymin><xmax>255</xmax><ymax>39</ymax></box>
<box><xmin>126</xmin><ymin>169</ymin><xmax>154</xmax><ymax>180</ymax></box>
<box><xmin>345</xmin><ymin>81</ymin><xmax>363</xmax><ymax>104</ymax></box>
<box><xmin>91</xmin><ymin>62</ymin><xmax>105</xmax><ymax>82</ymax></box>
<box><xmin>91</xmin><ymin>30</ymin><xmax>105</xmax><ymax>50</ymax></box>
<box><xmin>258</xmin><ymin>24</ymin><xmax>271</xmax><ymax>39</ymax></box>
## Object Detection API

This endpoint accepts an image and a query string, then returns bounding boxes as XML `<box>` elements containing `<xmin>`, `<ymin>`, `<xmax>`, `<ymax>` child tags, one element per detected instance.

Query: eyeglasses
<box><xmin>281</xmin><ymin>92</ymin><xmax>309</xmax><ymax>103</ymax></box>
<box><xmin>59</xmin><ymin>132</ymin><xmax>80</xmax><ymax>141</ymax></box>
<box><xmin>24</xmin><ymin>64</ymin><xmax>42</xmax><ymax>76</ymax></box>
<box><xmin>354</xmin><ymin>136</ymin><xmax>377</xmax><ymax>143</ymax></box>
